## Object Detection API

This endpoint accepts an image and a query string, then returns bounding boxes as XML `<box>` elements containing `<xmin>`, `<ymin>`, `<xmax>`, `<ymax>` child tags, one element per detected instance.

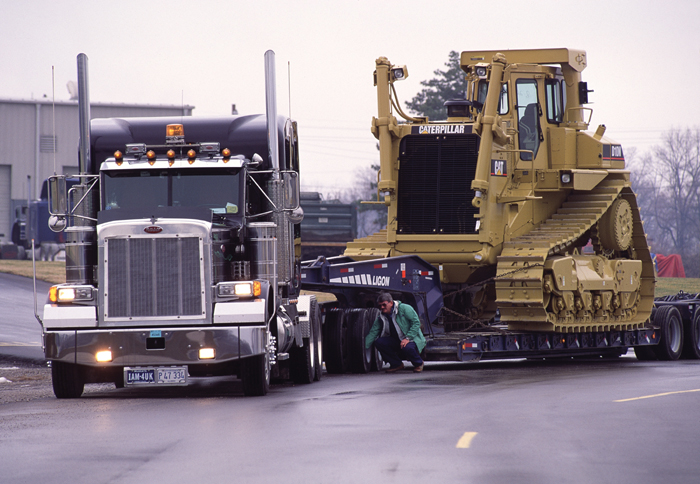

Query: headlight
<box><xmin>50</xmin><ymin>285</ymin><xmax>94</xmax><ymax>303</ymax></box>
<box><xmin>217</xmin><ymin>281</ymin><xmax>262</xmax><ymax>298</ymax></box>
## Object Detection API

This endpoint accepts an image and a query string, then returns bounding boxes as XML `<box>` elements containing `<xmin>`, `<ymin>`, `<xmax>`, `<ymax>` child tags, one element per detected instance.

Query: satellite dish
<box><xmin>66</xmin><ymin>81</ymin><xmax>78</xmax><ymax>100</ymax></box>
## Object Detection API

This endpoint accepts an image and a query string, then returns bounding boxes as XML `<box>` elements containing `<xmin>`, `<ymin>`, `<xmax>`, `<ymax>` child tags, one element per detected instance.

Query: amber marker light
<box><xmin>49</xmin><ymin>285</ymin><xmax>58</xmax><ymax>303</ymax></box>
<box><xmin>187</xmin><ymin>149</ymin><xmax>197</xmax><ymax>164</ymax></box>
<box><xmin>199</xmin><ymin>348</ymin><xmax>215</xmax><ymax>360</ymax></box>
<box><xmin>165</xmin><ymin>124</ymin><xmax>185</xmax><ymax>145</ymax></box>
<box><xmin>253</xmin><ymin>281</ymin><xmax>261</xmax><ymax>297</ymax></box>
<box><xmin>147</xmin><ymin>150</ymin><xmax>156</xmax><ymax>165</ymax></box>
<box><xmin>167</xmin><ymin>149</ymin><xmax>176</xmax><ymax>165</ymax></box>
<box><xmin>114</xmin><ymin>150</ymin><xmax>123</xmax><ymax>166</ymax></box>
<box><xmin>222</xmin><ymin>148</ymin><xmax>231</xmax><ymax>163</ymax></box>
<box><xmin>95</xmin><ymin>350</ymin><xmax>113</xmax><ymax>362</ymax></box>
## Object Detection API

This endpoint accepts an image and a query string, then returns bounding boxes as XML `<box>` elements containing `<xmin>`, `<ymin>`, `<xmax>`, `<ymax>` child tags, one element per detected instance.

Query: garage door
<box><xmin>0</xmin><ymin>165</ymin><xmax>10</xmax><ymax>243</ymax></box>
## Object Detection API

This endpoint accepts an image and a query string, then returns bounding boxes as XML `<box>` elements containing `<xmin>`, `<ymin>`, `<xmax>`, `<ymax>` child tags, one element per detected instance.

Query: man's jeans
<box><xmin>373</xmin><ymin>336</ymin><xmax>423</xmax><ymax>368</ymax></box>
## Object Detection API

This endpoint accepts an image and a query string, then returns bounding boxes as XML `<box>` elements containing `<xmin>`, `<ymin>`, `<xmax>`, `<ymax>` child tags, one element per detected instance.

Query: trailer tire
<box><xmin>291</xmin><ymin>313</ymin><xmax>315</xmax><ymax>385</ymax></box>
<box><xmin>681</xmin><ymin>309</ymin><xmax>700</xmax><ymax>359</ymax></box>
<box><xmin>653</xmin><ymin>305</ymin><xmax>684</xmax><ymax>361</ymax></box>
<box><xmin>324</xmin><ymin>308</ymin><xmax>348</xmax><ymax>374</ymax></box>
<box><xmin>366</xmin><ymin>308</ymin><xmax>384</xmax><ymax>371</ymax></box>
<box><xmin>348</xmin><ymin>309</ymin><xmax>372</xmax><ymax>374</ymax></box>
<box><xmin>311</xmin><ymin>299</ymin><xmax>323</xmax><ymax>381</ymax></box>
<box><xmin>241</xmin><ymin>353</ymin><xmax>270</xmax><ymax>396</ymax></box>
<box><xmin>51</xmin><ymin>361</ymin><xmax>85</xmax><ymax>399</ymax></box>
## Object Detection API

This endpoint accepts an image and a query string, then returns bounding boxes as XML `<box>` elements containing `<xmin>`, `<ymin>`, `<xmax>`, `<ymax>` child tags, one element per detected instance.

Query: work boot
<box><xmin>385</xmin><ymin>363</ymin><xmax>404</xmax><ymax>373</ymax></box>
<box><xmin>413</xmin><ymin>363</ymin><xmax>424</xmax><ymax>373</ymax></box>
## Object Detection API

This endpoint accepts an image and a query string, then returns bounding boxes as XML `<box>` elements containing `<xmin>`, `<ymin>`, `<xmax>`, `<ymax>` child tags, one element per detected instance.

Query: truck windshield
<box><xmin>102</xmin><ymin>168</ymin><xmax>242</xmax><ymax>214</ymax></box>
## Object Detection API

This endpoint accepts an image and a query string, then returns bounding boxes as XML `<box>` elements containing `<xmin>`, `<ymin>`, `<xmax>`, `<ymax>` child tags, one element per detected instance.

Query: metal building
<box><xmin>0</xmin><ymin>98</ymin><xmax>193</xmax><ymax>244</ymax></box>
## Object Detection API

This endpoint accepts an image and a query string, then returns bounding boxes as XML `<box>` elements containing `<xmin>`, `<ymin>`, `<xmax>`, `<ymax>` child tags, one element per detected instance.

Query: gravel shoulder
<box><xmin>0</xmin><ymin>356</ymin><xmax>54</xmax><ymax>405</ymax></box>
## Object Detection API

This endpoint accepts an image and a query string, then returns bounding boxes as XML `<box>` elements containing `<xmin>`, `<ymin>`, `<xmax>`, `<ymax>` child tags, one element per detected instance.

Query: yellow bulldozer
<box><xmin>346</xmin><ymin>48</ymin><xmax>654</xmax><ymax>333</ymax></box>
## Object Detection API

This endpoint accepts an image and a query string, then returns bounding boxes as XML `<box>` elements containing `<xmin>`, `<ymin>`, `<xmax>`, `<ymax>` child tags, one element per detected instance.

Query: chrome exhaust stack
<box><xmin>264</xmin><ymin>50</ymin><xmax>293</xmax><ymax>288</ymax></box>
<box><xmin>65</xmin><ymin>53</ymin><xmax>98</xmax><ymax>284</ymax></box>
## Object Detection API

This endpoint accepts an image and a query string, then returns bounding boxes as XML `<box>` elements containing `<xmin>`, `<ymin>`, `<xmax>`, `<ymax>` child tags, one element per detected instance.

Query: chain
<box><xmin>443</xmin><ymin>262</ymin><xmax>545</xmax><ymax>299</ymax></box>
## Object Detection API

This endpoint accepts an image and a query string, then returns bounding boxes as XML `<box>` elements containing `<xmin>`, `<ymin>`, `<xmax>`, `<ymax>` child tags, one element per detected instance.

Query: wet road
<box><xmin>2</xmin><ymin>272</ymin><xmax>700</xmax><ymax>483</ymax></box>
<box><xmin>1</xmin><ymin>356</ymin><xmax>700</xmax><ymax>484</ymax></box>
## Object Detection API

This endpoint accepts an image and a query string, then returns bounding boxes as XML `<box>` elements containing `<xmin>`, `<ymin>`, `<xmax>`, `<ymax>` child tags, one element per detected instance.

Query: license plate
<box><xmin>125</xmin><ymin>366</ymin><xmax>188</xmax><ymax>386</ymax></box>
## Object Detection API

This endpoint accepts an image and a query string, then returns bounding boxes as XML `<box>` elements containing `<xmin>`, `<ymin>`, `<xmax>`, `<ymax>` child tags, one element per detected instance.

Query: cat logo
<box><xmin>491</xmin><ymin>159</ymin><xmax>507</xmax><ymax>177</ymax></box>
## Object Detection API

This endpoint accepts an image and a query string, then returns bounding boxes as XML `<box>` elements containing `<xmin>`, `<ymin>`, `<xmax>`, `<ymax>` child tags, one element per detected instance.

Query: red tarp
<box><xmin>655</xmin><ymin>254</ymin><xmax>686</xmax><ymax>278</ymax></box>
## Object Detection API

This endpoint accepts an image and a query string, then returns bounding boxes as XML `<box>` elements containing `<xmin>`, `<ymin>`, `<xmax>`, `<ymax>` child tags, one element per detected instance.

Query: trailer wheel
<box><xmin>366</xmin><ymin>308</ymin><xmax>384</xmax><ymax>371</ymax></box>
<box><xmin>291</xmin><ymin>311</ymin><xmax>315</xmax><ymax>385</ymax></box>
<box><xmin>324</xmin><ymin>308</ymin><xmax>348</xmax><ymax>374</ymax></box>
<box><xmin>681</xmin><ymin>309</ymin><xmax>700</xmax><ymax>359</ymax></box>
<box><xmin>311</xmin><ymin>299</ymin><xmax>323</xmax><ymax>381</ymax></box>
<box><xmin>653</xmin><ymin>305</ymin><xmax>684</xmax><ymax>361</ymax></box>
<box><xmin>241</xmin><ymin>353</ymin><xmax>270</xmax><ymax>396</ymax></box>
<box><xmin>51</xmin><ymin>361</ymin><xmax>85</xmax><ymax>399</ymax></box>
<box><xmin>348</xmin><ymin>309</ymin><xmax>372</xmax><ymax>374</ymax></box>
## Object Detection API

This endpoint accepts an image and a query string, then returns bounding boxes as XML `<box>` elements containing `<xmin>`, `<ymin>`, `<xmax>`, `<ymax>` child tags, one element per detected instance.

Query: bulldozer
<box><xmin>345</xmin><ymin>48</ymin><xmax>654</xmax><ymax>333</ymax></box>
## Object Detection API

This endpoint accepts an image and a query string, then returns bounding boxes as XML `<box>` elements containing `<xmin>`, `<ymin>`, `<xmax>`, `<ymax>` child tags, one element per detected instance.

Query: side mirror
<box><xmin>281</xmin><ymin>171</ymin><xmax>300</xmax><ymax>211</ymax></box>
<box><xmin>48</xmin><ymin>176</ymin><xmax>68</xmax><ymax>216</ymax></box>
<box><xmin>245</xmin><ymin>153</ymin><xmax>263</xmax><ymax>168</ymax></box>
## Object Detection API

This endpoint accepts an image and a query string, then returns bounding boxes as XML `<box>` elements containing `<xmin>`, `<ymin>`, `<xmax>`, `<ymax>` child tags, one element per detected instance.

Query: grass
<box><xmin>1</xmin><ymin>259</ymin><xmax>698</xmax><ymax>299</ymax></box>
<box><xmin>0</xmin><ymin>260</ymin><xmax>66</xmax><ymax>284</ymax></box>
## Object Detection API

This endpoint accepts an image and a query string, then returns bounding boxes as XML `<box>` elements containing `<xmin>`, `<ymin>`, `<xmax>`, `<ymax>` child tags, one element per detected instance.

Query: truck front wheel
<box><xmin>51</xmin><ymin>361</ymin><xmax>85</xmax><ymax>399</ymax></box>
<box><xmin>240</xmin><ymin>354</ymin><xmax>270</xmax><ymax>396</ymax></box>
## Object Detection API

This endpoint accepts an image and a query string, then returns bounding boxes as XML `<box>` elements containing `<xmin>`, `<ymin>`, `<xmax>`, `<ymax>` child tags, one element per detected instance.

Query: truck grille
<box><xmin>397</xmin><ymin>134</ymin><xmax>479</xmax><ymax>234</ymax></box>
<box><xmin>105</xmin><ymin>236</ymin><xmax>204</xmax><ymax>319</ymax></box>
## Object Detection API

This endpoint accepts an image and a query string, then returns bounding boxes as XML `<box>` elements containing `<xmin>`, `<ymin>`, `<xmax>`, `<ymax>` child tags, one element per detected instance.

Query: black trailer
<box><xmin>302</xmin><ymin>256</ymin><xmax>699</xmax><ymax>373</ymax></box>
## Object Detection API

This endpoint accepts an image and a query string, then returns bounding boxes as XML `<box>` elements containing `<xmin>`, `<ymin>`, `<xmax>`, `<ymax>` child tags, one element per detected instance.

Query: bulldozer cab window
<box><xmin>546</xmin><ymin>79</ymin><xmax>564</xmax><ymax>124</ymax></box>
<box><xmin>476</xmin><ymin>81</ymin><xmax>509</xmax><ymax>114</ymax></box>
<box><xmin>516</xmin><ymin>79</ymin><xmax>540</xmax><ymax>161</ymax></box>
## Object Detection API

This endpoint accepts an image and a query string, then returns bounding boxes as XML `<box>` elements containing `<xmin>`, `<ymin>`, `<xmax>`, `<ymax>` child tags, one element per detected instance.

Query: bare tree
<box><xmin>631</xmin><ymin>127</ymin><xmax>700</xmax><ymax>277</ymax></box>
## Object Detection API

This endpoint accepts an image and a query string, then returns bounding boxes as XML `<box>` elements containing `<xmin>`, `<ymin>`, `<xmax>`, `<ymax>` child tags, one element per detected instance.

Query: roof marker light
<box><xmin>166</xmin><ymin>124</ymin><xmax>185</xmax><ymax>144</ymax></box>
<box><xmin>147</xmin><ymin>150</ymin><xmax>156</xmax><ymax>165</ymax></box>
<box><xmin>187</xmin><ymin>149</ymin><xmax>197</xmax><ymax>164</ymax></box>
<box><xmin>167</xmin><ymin>149</ymin><xmax>176</xmax><ymax>166</ymax></box>
<box><xmin>114</xmin><ymin>150</ymin><xmax>123</xmax><ymax>166</ymax></box>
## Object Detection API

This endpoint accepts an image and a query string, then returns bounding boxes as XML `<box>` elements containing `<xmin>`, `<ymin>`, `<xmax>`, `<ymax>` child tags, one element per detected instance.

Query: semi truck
<box><xmin>12</xmin><ymin>178</ymin><xmax>78</xmax><ymax>260</ymax></box>
<box><xmin>39</xmin><ymin>51</ymin><xmax>322</xmax><ymax>398</ymax></box>
<box><xmin>301</xmin><ymin>48</ymin><xmax>700</xmax><ymax>371</ymax></box>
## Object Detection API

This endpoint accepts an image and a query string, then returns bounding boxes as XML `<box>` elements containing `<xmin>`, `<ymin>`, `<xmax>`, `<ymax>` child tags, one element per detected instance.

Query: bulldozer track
<box><xmin>496</xmin><ymin>175</ymin><xmax>655</xmax><ymax>332</ymax></box>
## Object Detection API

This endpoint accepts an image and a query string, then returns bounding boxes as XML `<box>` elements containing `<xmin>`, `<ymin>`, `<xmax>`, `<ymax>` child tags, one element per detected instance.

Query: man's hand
<box><xmin>400</xmin><ymin>338</ymin><xmax>410</xmax><ymax>349</ymax></box>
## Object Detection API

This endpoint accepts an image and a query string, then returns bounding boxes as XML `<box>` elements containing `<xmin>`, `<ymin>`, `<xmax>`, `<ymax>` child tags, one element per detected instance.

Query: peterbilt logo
<box><xmin>144</xmin><ymin>226</ymin><xmax>163</xmax><ymax>234</ymax></box>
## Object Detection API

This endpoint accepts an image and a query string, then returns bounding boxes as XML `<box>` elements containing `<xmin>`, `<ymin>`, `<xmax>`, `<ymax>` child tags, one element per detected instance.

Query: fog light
<box><xmin>199</xmin><ymin>348</ymin><xmax>215</xmax><ymax>360</ymax></box>
<box><xmin>96</xmin><ymin>350</ymin><xmax>112</xmax><ymax>362</ymax></box>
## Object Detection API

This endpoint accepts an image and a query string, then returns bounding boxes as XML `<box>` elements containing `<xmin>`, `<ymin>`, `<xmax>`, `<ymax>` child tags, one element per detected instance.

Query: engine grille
<box><xmin>105</xmin><ymin>236</ymin><xmax>204</xmax><ymax>319</ymax></box>
<box><xmin>397</xmin><ymin>134</ymin><xmax>479</xmax><ymax>234</ymax></box>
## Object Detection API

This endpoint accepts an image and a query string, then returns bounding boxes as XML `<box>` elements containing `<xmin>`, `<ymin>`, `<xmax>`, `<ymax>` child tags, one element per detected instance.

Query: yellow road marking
<box><xmin>614</xmin><ymin>388</ymin><xmax>700</xmax><ymax>402</ymax></box>
<box><xmin>456</xmin><ymin>432</ymin><xmax>478</xmax><ymax>448</ymax></box>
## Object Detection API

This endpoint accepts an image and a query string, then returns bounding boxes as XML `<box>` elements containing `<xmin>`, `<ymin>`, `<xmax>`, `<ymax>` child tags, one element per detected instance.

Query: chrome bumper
<box><xmin>44</xmin><ymin>325</ymin><xmax>267</xmax><ymax>366</ymax></box>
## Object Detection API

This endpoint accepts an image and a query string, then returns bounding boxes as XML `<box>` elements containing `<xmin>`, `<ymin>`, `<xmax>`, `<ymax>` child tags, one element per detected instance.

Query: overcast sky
<box><xmin>1</xmin><ymin>0</ymin><xmax>698</xmax><ymax>194</ymax></box>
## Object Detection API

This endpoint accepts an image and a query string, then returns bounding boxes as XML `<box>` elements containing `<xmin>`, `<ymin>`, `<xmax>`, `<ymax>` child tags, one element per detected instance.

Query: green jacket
<box><xmin>365</xmin><ymin>301</ymin><xmax>426</xmax><ymax>353</ymax></box>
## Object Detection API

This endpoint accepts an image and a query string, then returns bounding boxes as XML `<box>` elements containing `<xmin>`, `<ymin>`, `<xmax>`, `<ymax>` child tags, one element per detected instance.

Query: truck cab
<box><xmin>41</xmin><ymin>52</ymin><xmax>322</xmax><ymax>398</ymax></box>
